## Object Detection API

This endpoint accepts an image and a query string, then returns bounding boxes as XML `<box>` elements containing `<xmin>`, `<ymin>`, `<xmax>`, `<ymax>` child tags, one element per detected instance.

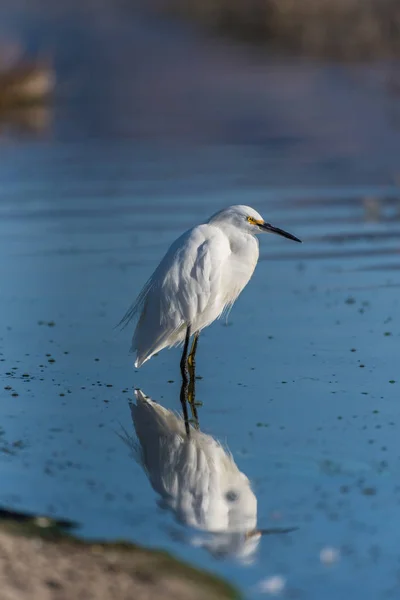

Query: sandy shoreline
<box><xmin>0</xmin><ymin>510</ymin><xmax>238</xmax><ymax>600</ymax></box>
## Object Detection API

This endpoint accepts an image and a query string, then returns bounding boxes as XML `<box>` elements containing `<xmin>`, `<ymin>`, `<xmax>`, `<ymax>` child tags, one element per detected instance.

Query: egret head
<box><xmin>209</xmin><ymin>205</ymin><xmax>301</xmax><ymax>242</ymax></box>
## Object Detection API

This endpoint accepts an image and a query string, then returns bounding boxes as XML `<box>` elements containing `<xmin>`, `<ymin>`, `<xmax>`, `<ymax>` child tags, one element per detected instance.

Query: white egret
<box><xmin>120</xmin><ymin>205</ymin><xmax>301</xmax><ymax>379</ymax></box>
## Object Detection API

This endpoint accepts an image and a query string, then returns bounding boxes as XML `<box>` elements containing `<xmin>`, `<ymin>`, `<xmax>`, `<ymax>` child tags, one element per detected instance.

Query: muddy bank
<box><xmin>0</xmin><ymin>509</ymin><xmax>239</xmax><ymax>600</ymax></box>
<box><xmin>154</xmin><ymin>0</ymin><xmax>400</xmax><ymax>59</ymax></box>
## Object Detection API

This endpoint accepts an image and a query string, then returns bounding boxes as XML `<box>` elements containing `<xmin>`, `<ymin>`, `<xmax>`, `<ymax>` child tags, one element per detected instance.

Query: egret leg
<box><xmin>180</xmin><ymin>325</ymin><xmax>191</xmax><ymax>437</ymax></box>
<box><xmin>188</xmin><ymin>332</ymin><xmax>199</xmax><ymax>371</ymax></box>
<box><xmin>187</xmin><ymin>332</ymin><xmax>200</xmax><ymax>427</ymax></box>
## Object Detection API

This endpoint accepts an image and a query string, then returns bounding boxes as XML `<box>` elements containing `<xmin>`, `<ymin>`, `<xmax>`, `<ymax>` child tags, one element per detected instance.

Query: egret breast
<box><xmin>223</xmin><ymin>232</ymin><xmax>259</xmax><ymax>304</ymax></box>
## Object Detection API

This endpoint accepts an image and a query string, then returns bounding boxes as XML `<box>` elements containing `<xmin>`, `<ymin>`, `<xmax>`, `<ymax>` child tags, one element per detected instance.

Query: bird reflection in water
<box><xmin>119</xmin><ymin>389</ymin><xmax>295</xmax><ymax>563</ymax></box>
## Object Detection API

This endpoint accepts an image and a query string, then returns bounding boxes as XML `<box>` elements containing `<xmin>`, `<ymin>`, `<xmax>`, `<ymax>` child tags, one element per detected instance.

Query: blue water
<box><xmin>1</xmin><ymin>5</ymin><xmax>400</xmax><ymax>598</ymax></box>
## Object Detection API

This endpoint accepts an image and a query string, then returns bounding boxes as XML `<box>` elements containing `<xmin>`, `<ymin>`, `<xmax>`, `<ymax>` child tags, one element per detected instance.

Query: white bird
<box><xmin>119</xmin><ymin>205</ymin><xmax>301</xmax><ymax>375</ymax></box>
<box><xmin>119</xmin><ymin>389</ymin><xmax>261</xmax><ymax>562</ymax></box>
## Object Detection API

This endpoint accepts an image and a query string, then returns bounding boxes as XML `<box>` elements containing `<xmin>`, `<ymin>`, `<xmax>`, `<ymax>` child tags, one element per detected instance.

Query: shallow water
<box><xmin>1</xmin><ymin>4</ymin><xmax>400</xmax><ymax>599</ymax></box>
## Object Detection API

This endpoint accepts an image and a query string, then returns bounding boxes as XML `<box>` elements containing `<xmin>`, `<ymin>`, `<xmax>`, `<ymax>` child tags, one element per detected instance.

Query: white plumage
<box><xmin>120</xmin><ymin>205</ymin><xmax>301</xmax><ymax>367</ymax></box>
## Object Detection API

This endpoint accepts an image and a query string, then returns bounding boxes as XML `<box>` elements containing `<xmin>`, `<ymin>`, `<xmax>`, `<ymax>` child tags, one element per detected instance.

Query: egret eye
<box><xmin>247</xmin><ymin>216</ymin><xmax>254</xmax><ymax>224</ymax></box>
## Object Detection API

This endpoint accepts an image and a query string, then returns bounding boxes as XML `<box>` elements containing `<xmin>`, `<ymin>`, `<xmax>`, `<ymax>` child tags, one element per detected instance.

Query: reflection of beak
<box><xmin>246</xmin><ymin>526</ymin><xmax>298</xmax><ymax>539</ymax></box>
<box><xmin>259</xmin><ymin>222</ymin><xmax>302</xmax><ymax>243</ymax></box>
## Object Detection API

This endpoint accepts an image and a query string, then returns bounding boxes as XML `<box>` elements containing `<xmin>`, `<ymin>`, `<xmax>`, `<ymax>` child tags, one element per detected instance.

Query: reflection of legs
<box><xmin>180</xmin><ymin>326</ymin><xmax>191</xmax><ymax>436</ymax></box>
<box><xmin>188</xmin><ymin>332</ymin><xmax>199</xmax><ymax>427</ymax></box>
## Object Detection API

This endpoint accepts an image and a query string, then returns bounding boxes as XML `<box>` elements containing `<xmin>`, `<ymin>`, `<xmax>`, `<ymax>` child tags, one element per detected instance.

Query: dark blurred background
<box><xmin>0</xmin><ymin>0</ymin><xmax>399</xmax><ymax>187</ymax></box>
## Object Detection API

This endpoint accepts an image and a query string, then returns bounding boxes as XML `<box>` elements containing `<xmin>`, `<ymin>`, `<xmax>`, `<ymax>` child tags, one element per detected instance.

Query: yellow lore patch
<box><xmin>247</xmin><ymin>216</ymin><xmax>264</xmax><ymax>226</ymax></box>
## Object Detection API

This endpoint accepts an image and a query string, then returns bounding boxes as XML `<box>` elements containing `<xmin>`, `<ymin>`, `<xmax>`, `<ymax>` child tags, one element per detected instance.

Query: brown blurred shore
<box><xmin>0</xmin><ymin>510</ymin><xmax>238</xmax><ymax>600</ymax></box>
<box><xmin>0</xmin><ymin>60</ymin><xmax>54</xmax><ymax>108</ymax></box>
<box><xmin>0</xmin><ymin>0</ymin><xmax>399</xmax><ymax>59</ymax></box>
<box><xmin>153</xmin><ymin>0</ymin><xmax>400</xmax><ymax>59</ymax></box>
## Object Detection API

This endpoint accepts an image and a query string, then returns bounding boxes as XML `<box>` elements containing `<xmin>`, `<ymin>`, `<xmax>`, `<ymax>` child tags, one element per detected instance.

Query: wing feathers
<box><xmin>121</xmin><ymin>224</ymin><xmax>231</xmax><ymax>365</ymax></box>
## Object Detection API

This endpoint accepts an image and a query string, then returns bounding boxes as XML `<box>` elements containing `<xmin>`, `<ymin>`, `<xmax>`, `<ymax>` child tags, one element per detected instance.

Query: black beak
<box><xmin>260</xmin><ymin>222</ymin><xmax>302</xmax><ymax>243</ymax></box>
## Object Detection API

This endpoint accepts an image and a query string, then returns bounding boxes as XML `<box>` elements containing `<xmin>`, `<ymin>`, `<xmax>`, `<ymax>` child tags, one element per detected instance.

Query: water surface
<box><xmin>0</xmin><ymin>5</ymin><xmax>400</xmax><ymax>598</ymax></box>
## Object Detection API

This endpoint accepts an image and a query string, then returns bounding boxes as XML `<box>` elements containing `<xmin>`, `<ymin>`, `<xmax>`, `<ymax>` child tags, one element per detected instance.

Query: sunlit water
<box><xmin>0</xmin><ymin>4</ymin><xmax>400</xmax><ymax>599</ymax></box>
